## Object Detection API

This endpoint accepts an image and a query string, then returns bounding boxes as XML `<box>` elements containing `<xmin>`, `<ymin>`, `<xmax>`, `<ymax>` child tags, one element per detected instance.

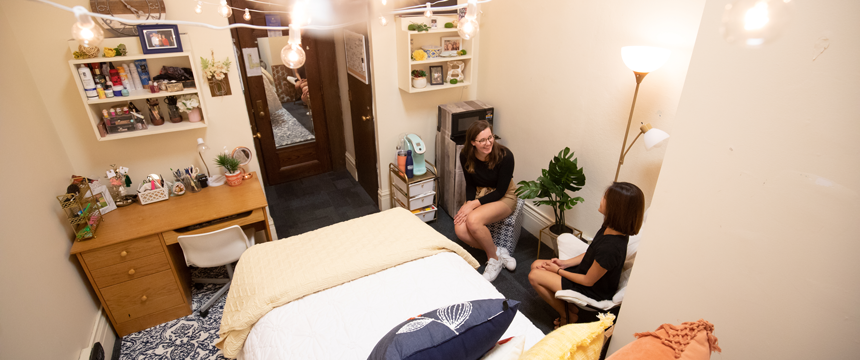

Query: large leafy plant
<box><xmin>516</xmin><ymin>147</ymin><xmax>586</xmax><ymax>235</ymax></box>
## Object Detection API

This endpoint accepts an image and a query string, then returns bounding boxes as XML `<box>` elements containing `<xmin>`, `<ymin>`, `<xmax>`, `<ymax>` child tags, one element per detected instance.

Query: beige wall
<box><xmin>0</xmin><ymin>6</ymin><xmax>100</xmax><ymax>359</ymax></box>
<box><xmin>368</xmin><ymin>1</ymin><xmax>480</xmax><ymax>208</ymax></box>
<box><xmin>1</xmin><ymin>0</ymin><xmax>260</xmax><ymax>183</ymax></box>
<box><xmin>475</xmin><ymin>0</ymin><xmax>705</xmax><ymax>237</ymax></box>
<box><xmin>610</xmin><ymin>0</ymin><xmax>860</xmax><ymax>357</ymax></box>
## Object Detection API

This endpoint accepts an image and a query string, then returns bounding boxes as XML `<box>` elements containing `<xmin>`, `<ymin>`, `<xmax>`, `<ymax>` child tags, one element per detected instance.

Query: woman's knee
<box><xmin>530</xmin><ymin>260</ymin><xmax>543</xmax><ymax>271</ymax></box>
<box><xmin>528</xmin><ymin>267</ymin><xmax>542</xmax><ymax>286</ymax></box>
<box><xmin>464</xmin><ymin>213</ymin><xmax>485</xmax><ymax>232</ymax></box>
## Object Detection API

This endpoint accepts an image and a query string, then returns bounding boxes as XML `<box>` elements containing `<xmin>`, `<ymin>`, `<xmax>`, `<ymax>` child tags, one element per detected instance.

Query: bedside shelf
<box><xmin>98</xmin><ymin>121</ymin><xmax>207</xmax><ymax>141</ymax></box>
<box><xmin>86</xmin><ymin>88</ymin><xmax>200</xmax><ymax>105</ymax></box>
<box><xmin>396</xmin><ymin>16</ymin><xmax>475</xmax><ymax>93</ymax></box>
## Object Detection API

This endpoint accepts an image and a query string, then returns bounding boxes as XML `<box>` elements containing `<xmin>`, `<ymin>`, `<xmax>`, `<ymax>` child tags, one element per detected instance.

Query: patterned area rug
<box><xmin>120</xmin><ymin>266</ymin><xmax>230</xmax><ymax>360</ymax></box>
<box><xmin>271</xmin><ymin>107</ymin><xmax>314</xmax><ymax>148</ymax></box>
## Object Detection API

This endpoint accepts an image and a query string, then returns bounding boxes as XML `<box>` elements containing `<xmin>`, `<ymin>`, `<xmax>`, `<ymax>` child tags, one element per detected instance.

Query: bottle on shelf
<box><xmin>96</xmin><ymin>84</ymin><xmax>106</xmax><ymax>99</ymax></box>
<box><xmin>77</xmin><ymin>65</ymin><xmax>98</xmax><ymax>99</ymax></box>
<box><xmin>92</xmin><ymin>66</ymin><xmax>106</xmax><ymax>89</ymax></box>
<box><xmin>104</xmin><ymin>80</ymin><xmax>114</xmax><ymax>98</ymax></box>
<box><xmin>406</xmin><ymin>150</ymin><xmax>414</xmax><ymax>179</ymax></box>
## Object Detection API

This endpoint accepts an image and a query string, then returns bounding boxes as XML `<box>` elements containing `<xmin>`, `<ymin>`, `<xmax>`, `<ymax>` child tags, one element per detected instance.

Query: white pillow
<box><xmin>480</xmin><ymin>335</ymin><xmax>525</xmax><ymax>360</ymax></box>
<box><xmin>557</xmin><ymin>233</ymin><xmax>588</xmax><ymax>260</ymax></box>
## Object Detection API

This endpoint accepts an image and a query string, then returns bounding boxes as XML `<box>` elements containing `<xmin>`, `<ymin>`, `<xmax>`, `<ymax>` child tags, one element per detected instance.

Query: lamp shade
<box><xmin>621</xmin><ymin>46</ymin><xmax>671</xmax><ymax>73</ymax></box>
<box><xmin>643</xmin><ymin>127</ymin><xmax>670</xmax><ymax>149</ymax></box>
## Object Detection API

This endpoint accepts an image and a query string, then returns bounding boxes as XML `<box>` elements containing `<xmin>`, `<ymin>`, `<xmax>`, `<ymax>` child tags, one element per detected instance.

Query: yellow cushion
<box><xmin>520</xmin><ymin>314</ymin><xmax>615</xmax><ymax>360</ymax></box>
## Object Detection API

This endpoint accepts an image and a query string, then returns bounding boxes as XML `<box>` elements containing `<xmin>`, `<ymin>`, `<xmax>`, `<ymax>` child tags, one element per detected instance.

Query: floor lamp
<box><xmin>614</xmin><ymin>46</ymin><xmax>672</xmax><ymax>182</ymax></box>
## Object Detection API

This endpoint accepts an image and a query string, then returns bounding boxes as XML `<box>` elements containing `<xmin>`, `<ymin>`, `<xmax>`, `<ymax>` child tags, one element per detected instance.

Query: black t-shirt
<box><xmin>459</xmin><ymin>149</ymin><xmax>515</xmax><ymax>205</ymax></box>
<box><xmin>563</xmin><ymin>227</ymin><xmax>628</xmax><ymax>301</ymax></box>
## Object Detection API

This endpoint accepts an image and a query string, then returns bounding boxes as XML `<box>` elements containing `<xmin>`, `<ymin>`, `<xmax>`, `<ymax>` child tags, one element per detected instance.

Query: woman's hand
<box><xmin>454</xmin><ymin>200</ymin><xmax>480</xmax><ymax>225</ymax></box>
<box><xmin>552</xmin><ymin>258</ymin><xmax>568</xmax><ymax>268</ymax></box>
<box><xmin>541</xmin><ymin>261</ymin><xmax>560</xmax><ymax>274</ymax></box>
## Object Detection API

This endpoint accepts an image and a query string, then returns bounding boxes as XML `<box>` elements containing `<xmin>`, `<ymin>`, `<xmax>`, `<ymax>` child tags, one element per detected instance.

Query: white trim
<box><xmin>378</xmin><ymin>188</ymin><xmax>391</xmax><ymax>211</ymax></box>
<box><xmin>345</xmin><ymin>152</ymin><xmax>358</xmax><ymax>181</ymax></box>
<box><xmin>521</xmin><ymin>202</ymin><xmax>554</xmax><ymax>247</ymax></box>
<box><xmin>79</xmin><ymin>307</ymin><xmax>115</xmax><ymax>360</ymax></box>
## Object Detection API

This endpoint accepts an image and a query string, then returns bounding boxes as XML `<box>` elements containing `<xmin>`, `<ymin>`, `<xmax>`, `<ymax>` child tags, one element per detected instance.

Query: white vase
<box><xmin>188</xmin><ymin>108</ymin><xmax>202</xmax><ymax>122</ymax></box>
<box><xmin>412</xmin><ymin>77</ymin><xmax>427</xmax><ymax>89</ymax></box>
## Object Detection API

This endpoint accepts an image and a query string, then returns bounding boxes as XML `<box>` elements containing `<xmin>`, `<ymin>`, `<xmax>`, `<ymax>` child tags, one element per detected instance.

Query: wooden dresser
<box><xmin>70</xmin><ymin>174</ymin><xmax>271</xmax><ymax>336</ymax></box>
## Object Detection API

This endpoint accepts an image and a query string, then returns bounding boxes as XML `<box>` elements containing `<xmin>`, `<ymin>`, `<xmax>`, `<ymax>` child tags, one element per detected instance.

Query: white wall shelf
<box><xmin>396</xmin><ymin>16</ymin><xmax>475</xmax><ymax>94</ymax></box>
<box><xmin>67</xmin><ymin>47</ymin><xmax>208</xmax><ymax>141</ymax></box>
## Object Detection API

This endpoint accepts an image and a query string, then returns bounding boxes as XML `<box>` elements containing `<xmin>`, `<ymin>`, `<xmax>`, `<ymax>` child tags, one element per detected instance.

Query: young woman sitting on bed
<box><xmin>455</xmin><ymin>120</ymin><xmax>518</xmax><ymax>282</ymax></box>
<box><xmin>528</xmin><ymin>182</ymin><xmax>644</xmax><ymax>328</ymax></box>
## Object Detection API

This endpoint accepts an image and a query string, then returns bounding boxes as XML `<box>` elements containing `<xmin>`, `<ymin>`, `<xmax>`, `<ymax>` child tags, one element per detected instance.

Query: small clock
<box><xmin>90</xmin><ymin>0</ymin><xmax>167</xmax><ymax>37</ymax></box>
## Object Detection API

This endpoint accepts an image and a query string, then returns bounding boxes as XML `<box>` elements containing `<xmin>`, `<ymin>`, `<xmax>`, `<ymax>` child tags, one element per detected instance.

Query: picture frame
<box><xmin>441</xmin><ymin>37</ymin><xmax>462</xmax><ymax>53</ymax></box>
<box><xmin>137</xmin><ymin>25</ymin><xmax>183</xmax><ymax>54</ymax></box>
<box><xmin>87</xmin><ymin>184</ymin><xmax>117</xmax><ymax>214</ymax></box>
<box><xmin>429</xmin><ymin>65</ymin><xmax>444</xmax><ymax>85</ymax></box>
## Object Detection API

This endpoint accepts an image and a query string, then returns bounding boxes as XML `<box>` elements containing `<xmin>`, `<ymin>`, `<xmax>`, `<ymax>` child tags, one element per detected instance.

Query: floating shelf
<box><xmin>410</xmin><ymin>55</ymin><xmax>472</xmax><ymax>65</ymax></box>
<box><xmin>98</xmin><ymin>121</ymin><xmax>207</xmax><ymax>141</ymax></box>
<box><xmin>396</xmin><ymin>16</ymin><xmax>475</xmax><ymax>94</ymax></box>
<box><xmin>86</xmin><ymin>88</ymin><xmax>200</xmax><ymax>105</ymax></box>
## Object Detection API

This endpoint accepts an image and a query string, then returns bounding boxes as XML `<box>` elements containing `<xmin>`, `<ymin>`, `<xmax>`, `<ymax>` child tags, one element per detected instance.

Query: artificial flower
<box><xmin>104</xmin><ymin>48</ymin><xmax>116</xmax><ymax>57</ymax></box>
<box><xmin>412</xmin><ymin>50</ymin><xmax>427</xmax><ymax>61</ymax></box>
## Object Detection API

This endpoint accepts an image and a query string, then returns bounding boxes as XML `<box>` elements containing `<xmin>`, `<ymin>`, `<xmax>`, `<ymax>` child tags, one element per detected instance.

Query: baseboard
<box><xmin>521</xmin><ymin>202</ymin><xmax>555</xmax><ymax>248</ymax></box>
<box><xmin>79</xmin><ymin>307</ymin><xmax>116</xmax><ymax>360</ymax></box>
<box><xmin>345</xmin><ymin>152</ymin><xmax>358</xmax><ymax>181</ymax></box>
<box><xmin>378</xmin><ymin>188</ymin><xmax>390</xmax><ymax>211</ymax></box>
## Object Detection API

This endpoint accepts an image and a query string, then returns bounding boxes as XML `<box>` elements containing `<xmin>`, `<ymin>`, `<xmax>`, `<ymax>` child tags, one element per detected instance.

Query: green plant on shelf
<box><xmin>408</xmin><ymin>22</ymin><xmax>431</xmax><ymax>32</ymax></box>
<box><xmin>412</xmin><ymin>70</ymin><xmax>427</xmax><ymax>78</ymax></box>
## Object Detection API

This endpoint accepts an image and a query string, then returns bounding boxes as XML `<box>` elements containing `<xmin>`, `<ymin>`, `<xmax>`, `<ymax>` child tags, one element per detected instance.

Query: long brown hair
<box><xmin>461</xmin><ymin>120</ymin><xmax>507</xmax><ymax>173</ymax></box>
<box><xmin>601</xmin><ymin>182</ymin><xmax>645</xmax><ymax>235</ymax></box>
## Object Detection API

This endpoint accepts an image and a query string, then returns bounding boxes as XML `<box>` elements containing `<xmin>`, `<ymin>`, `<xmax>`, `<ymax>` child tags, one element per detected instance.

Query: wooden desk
<box><xmin>70</xmin><ymin>173</ymin><xmax>271</xmax><ymax>336</ymax></box>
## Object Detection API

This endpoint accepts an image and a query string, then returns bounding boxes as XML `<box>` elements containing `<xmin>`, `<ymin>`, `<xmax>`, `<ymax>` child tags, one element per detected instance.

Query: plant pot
<box><xmin>188</xmin><ymin>107</ymin><xmax>202</xmax><ymax>122</ymax></box>
<box><xmin>538</xmin><ymin>224</ymin><xmax>583</xmax><ymax>258</ymax></box>
<box><xmin>225</xmin><ymin>170</ymin><xmax>245</xmax><ymax>187</ymax></box>
<box><xmin>412</xmin><ymin>77</ymin><xmax>427</xmax><ymax>89</ymax></box>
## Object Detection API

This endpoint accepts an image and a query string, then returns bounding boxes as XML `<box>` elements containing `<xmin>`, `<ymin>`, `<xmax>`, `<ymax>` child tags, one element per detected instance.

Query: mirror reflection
<box><xmin>257</xmin><ymin>35</ymin><xmax>315</xmax><ymax>148</ymax></box>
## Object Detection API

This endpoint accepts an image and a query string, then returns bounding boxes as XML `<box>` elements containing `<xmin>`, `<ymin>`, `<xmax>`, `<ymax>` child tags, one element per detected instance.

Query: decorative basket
<box><xmin>138</xmin><ymin>188</ymin><xmax>169</xmax><ymax>205</ymax></box>
<box><xmin>422</xmin><ymin>45</ymin><xmax>442</xmax><ymax>58</ymax></box>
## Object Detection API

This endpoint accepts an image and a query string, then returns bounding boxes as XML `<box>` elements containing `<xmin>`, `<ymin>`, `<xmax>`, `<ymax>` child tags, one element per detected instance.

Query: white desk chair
<box><xmin>177</xmin><ymin>225</ymin><xmax>255</xmax><ymax>317</ymax></box>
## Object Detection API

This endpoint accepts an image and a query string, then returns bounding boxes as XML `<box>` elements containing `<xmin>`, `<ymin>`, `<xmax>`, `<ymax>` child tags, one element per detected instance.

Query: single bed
<box><xmin>216</xmin><ymin>208</ymin><xmax>544</xmax><ymax>359</ymax></box>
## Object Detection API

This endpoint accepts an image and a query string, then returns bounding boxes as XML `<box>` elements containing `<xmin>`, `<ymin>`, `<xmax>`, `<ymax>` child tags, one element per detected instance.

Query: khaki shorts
<box><xmin>475</xmin><ymin>180</ymin><xmax>518</xmax><ymax>213</ymax></box>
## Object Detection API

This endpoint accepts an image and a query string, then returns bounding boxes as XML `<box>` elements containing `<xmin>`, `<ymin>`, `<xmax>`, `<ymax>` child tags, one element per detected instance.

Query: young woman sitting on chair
<box><xmin>455</xmin><ymin>120</ymin><xmax>518</xmax><ymax>282</ymax></box>
<box><xmin>529</xmin><ymin>182</ymin><xmax>644</xmax><ymax>328</ymax></box>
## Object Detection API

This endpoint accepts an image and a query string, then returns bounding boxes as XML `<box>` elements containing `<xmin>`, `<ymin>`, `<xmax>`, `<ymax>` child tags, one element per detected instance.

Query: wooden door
<box><xmin>229</xmin><ymin>0</ymin><xmax>343</xmax><ymax>185</ymax></box>
<box><xmin>345</xmin><ymin>23</ymin><xmax>379</xmax><ymax>205</ymax></box>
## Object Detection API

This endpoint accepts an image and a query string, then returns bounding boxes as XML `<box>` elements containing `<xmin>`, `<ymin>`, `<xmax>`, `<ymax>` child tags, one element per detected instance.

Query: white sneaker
<box><xmin>497</xmin><ymin>247</ymin><xmax>517</xmax><ymax>271</ymax></box>
<box><xmin>482</xmin><ymin>258</ymin><xmax>503</xmax><ymax>282</ymax></box>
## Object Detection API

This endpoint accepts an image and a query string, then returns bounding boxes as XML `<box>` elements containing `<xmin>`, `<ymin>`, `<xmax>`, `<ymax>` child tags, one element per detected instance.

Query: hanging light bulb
<box><xmin>218</xmin><ymin>0</ymin><xmax>233</xmax><ymax>18</ymax></box>
<box><xmin>424</xmin><ymin>3</ymin><xmax>433</xmax><ymax>18</ymax></box>
<box><xmin>195</xmin><ymin>1</ymin><xmax>202</xmax><ymax>14</ymax></box>
<box><xmin>457</xmin><ymin>0</ymin><xmax>479</xmax><ymax>40</ymax></box>
<box><xmin>244</xmin><ymin>8</ymin><xmax>251</xmax><ymax>21</ymax></box>
<box><xmin>381</xmin><ymin>0</ymin><xmax>387</xmax><ymax>5</ymax></box>
<box><xmin>291</xmin><ymin>0</ymin><xmax>309</xmax><ymax>27</ymax></box>
<box><xmin>280</xmin><ymin>24</ymin><xmax>306</xmax><ymax>69</ymax></box>
<box><xmin>378</xmin><ymin>15</ymin><xmax>388</xmax><ymax>26</ymax></box>
<box><xmin>721</xmin><ymin>0</ymin><xmax>792</xmax><ymax>48</ymax></box>
<box><xmin>70</xmin><ymin>6</ymin><xmax>104</xmax><ymax>47</ymax></box>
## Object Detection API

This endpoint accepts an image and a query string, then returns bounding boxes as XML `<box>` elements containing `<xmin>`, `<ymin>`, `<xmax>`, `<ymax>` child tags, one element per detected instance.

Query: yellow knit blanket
<box><xmin>215</xmin><ymin>207</ymin><xmax>479</xmax><ymax>358</ymax></box>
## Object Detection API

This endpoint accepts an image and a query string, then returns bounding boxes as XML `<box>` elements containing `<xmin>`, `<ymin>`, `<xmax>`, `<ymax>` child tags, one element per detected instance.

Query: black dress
<box><xmin>560</xmin><ymin>227</ymin><xmax>628</xmax><ymax>301</ymax></box>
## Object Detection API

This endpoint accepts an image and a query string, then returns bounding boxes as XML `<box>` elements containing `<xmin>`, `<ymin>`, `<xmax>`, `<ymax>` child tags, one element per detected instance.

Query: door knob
<box><xmin>253</xmin><ymin>132</ymin><xmax>261</xmax><ymax>139</ymax></box>
<box><xmin>128</xmin><ymin>269</ymin><xmax>135</xmax><ymax>275</ymax></box>
<box><xmin>362</xmin><ymin>115</ymin><xmax>372</xmax><ymax>121</ymax></box>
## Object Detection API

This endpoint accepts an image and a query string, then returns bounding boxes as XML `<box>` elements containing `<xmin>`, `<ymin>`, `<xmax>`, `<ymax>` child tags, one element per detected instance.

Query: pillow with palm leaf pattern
<box><xmin>368</xmin><ymin>299</ymin><xmax>520</xmax><ymax>360</ymax></box>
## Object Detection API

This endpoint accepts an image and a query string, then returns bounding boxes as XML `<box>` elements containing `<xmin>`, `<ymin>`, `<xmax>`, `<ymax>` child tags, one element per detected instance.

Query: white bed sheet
<box><xmin>239</xmin><ymin>252</ymin><xmax>545</xmax><ymax>360</ymax></box>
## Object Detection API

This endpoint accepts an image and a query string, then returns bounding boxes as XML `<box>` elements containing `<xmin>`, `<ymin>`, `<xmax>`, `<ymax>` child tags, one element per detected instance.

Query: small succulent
<box><xmin>215</xmin><ymin>154</ymin><xmax>241</xmax><ymax>174</ymax></box>
<box><xmin>444</xmin><ymin>22</ymin><xmax>454</xmax><ymax>28</ymax></box>
<box><xmin>449</xmin><ymin>79</ymin><xmax>458</xmax><ymax>84</ymax></box>
<box><xmin>412</xmin><ymin>70</ymin><xmax>427</xmax><ymax>78</ymax></box>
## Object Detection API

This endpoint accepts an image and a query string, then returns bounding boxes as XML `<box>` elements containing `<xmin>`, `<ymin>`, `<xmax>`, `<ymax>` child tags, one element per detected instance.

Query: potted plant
<box><xmin>411</xmin><ymin>69</ymin><xmax>427</xmax><ymax>89</ymax></box>
<box><xmin>215</xmin><ymin>153</ymin><xmax>243</xmax><ymax>187</ymax></box>
<box><xmin>177</xmin><ymin>94</ymin><xmax>202</xmax><ymax>122</ymax></box>
<box><xmin>516</xmin><ymin>147</ymin><xmax>586</xmax><ymax>254</ymax></box>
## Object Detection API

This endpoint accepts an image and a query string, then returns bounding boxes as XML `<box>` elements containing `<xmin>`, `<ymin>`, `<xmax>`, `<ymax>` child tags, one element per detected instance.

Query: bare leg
<box><xmin>455</xmin><ymin>220</ymin><xmax>480</xmax><ymax>249</ymax></box>
<box><xmin>465</xmin><ymin>201</ymin><xmax>513</xmax><ymax>260</ymax></box>
<box><xmin>528</xmin><ymin>263</ymin><xmax>578</xmax><ymax>324</ymax></box>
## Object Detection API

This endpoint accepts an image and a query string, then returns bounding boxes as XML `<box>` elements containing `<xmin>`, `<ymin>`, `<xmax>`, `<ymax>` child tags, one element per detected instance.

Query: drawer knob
<box><xmin>141</xmin><ymin>295</ymin><xmax>147</xmax><ymax>302</ymax></box>
<box><xmin>128</xmin><ymin>269</ymin><xmax>135</xmax><ymax>275</ymax></box>
<box><xmin>120</xmin><ymin>251</ymin><xmax>128</xmax><ymax>257</ymax></box>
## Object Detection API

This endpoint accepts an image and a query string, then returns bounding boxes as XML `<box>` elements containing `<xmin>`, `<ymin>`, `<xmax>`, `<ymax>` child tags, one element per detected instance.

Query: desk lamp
<box><xmin>614</xmin><ymin>46</ymin><xmax>672</xmax><ymax>182</ymax></box>
<box><xmin>198</xmin><ymin>138</ymin><xmax>226</xmax><ymax>186</ymax></box>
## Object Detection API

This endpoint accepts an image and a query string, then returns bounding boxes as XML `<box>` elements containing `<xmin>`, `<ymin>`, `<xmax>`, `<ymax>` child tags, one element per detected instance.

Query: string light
<box><xmin>381</xmin><ymin>0</ymin><xmax>387</xmax><ymax>5</ymax></box>
<box><xmin>378</xmin><ymin>15</ymin><xmax>387</xmax><ymax>26</ymax></box>
<box><xmin>218</xmin><ymin>0</ymin><xmax>232</xmax><ymax>18</ymax></box>
<box><xmin>423</xmin><ymin>2</ymin><xmax>433</xmax><ymax>18</ymax></box>
<box><xmin>244</xmin><ymin>8</ymin><xmax>251</xmax><ymax>21</ymax></box>
<box><xmin>70</xmin><ymin>6</ymin><xmax>104</xmax><ymax>47</ymax></box>
<box><xmin>280</xmin><ymin>24</ymin><xmax>306</xmax><ymax>69</ymax></box>
<box><xmin>195</xmin><ymin>1</ymin><xmax>202</xmax><ymax>14</ymax></box>
<box><xmin>457</xmin><ymin>0</ymin><xmax>479</xmax><ymax>40</ymax></box>
<box><xmin>721</xmin><ymin>0</ymin><xmax>792</xmax><ymax>48</ymax></box>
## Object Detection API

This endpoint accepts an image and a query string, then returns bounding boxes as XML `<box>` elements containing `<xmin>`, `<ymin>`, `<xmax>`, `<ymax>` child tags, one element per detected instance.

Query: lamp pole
<box><xmin>614</xmin><ymin>71</ymin><xmax>648</xmax><ymax>182</ymax></box>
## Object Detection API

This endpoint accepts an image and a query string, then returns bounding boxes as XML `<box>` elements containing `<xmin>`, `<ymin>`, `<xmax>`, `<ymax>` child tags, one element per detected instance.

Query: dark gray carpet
<box><xmin>265</xmin><ymin>170</ymin><xmax>565</xmax><ymax>334</ymax></box>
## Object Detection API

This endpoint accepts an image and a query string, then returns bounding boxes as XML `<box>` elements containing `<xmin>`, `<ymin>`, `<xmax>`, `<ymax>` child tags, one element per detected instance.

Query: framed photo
<box><xmin>86</xmin><ymin>184</ymin><xmax>117</xmax><ymax>214</ymax></box>
<box><xmin>137</xmin><ymin>25</ymin><xmax>183</xmax><ymax>54</ymax></box>
<box><xmin>441</xmin><ymin>37</ymin><xmax>462</xmax><ymax>52</ymax></box>
<box><xmin>431</xmin><ymin>19</ymin><xmax>438</xmax><ymax>29</ymax></box>
<box><xmin>429</xmin><ymin>65</ymin><xmax>444</xmax><ymax>85</ymax></box>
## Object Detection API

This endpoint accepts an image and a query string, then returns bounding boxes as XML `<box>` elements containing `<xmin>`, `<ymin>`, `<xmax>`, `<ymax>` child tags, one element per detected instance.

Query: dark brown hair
<box><xmin>602</xmin><ymin>182</ymin><xmax>645</xmax><ymax>235</ymax></box>
<box><xmin>461</xmin><ymin>120</ymin><xmax>507</xmax><ymax>173</ymax></box>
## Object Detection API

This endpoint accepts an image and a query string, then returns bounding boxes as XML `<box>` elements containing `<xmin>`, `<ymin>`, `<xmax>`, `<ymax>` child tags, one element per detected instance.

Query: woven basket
<box><xmin>138</xmin><ymin>188</ymin><xmax>169</xmax><ymax>205</ymax></box>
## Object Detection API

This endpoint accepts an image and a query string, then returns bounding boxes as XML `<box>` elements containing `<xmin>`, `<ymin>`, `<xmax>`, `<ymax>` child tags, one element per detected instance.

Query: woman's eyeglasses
<box><xmin>475</xmin><ymin>136</ymin><xmax>494</xmax><ymax>145</ymax></box>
